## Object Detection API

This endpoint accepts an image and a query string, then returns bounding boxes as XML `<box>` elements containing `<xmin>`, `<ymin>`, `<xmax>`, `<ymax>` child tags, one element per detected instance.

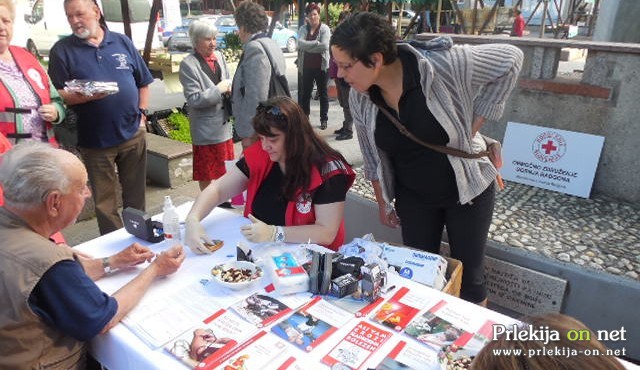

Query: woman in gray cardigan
<box><xmin>331</xmin><ymin>12</ymin><xmax>523</xmax><ymax>305</ymax></box>
<box><xmin>179</xmin><ymin>20</ymin><xmax>233</xmax><ymax>191</ymax></box>
<box><xmin>232</xmin><ymin>1</ymin><xmax>288</xmax><ymax>150</ymax></box>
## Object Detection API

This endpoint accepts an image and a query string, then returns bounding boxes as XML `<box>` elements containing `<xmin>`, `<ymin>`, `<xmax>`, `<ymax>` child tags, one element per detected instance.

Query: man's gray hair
<box><xmin>189</xmin><ymin>20</ymin><xmax>218</xmax><ymax>49</ymax></box>
<box><xmin>0</xmin><ymin>142</ymin><xmax>73</xmax><ymax>209</ymax></box>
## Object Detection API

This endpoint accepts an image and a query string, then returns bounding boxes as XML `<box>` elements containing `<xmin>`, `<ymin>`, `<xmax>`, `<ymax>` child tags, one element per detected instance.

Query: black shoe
<box><xmin>334</xmin><ymin>127</ymin><xmax>345</xmax><ymax>135</ymax></box>
<box><xmin>218</xmin><ymin>201</ymin><xmax>234</xmax><ymax>209</ymax></box>
<box><xmin>320</xmin><ymin>121</ymin><xmax>327</xmax><ymax>130</ymax></box>
<box><xmin>336</xmin><ymin>132</ymin><xmax>353</xmax><ymax>141</ymax></box>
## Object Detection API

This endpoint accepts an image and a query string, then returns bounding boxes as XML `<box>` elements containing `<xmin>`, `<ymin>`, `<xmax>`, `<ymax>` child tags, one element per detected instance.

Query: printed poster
<box><xmin>501</xmin><ymin>122</ymin><xmax>604</xmax><ymax>198</ymax></box>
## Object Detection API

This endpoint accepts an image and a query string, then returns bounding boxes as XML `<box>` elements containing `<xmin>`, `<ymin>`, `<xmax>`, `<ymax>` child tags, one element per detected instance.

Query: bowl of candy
<box><xmin>211</xmin><ymin>261</ymin><xmax>263</xmax><ymax>290</ymax></box>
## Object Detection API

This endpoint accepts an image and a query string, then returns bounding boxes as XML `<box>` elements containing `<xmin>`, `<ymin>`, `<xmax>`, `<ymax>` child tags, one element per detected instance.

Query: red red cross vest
<box><xmin>0</xmin><ymin>46</ymin><xmax>57</xmax><ymax>145</ymax></box>
<box><xmin>0</xmin><ymin>133</ymin><xmax>11</xmax><ymax>207</ymax></box>
<box><xmin>243</xmin><ymin>143</ymin><xmax>355</xmax><ymax>250</ymax></box>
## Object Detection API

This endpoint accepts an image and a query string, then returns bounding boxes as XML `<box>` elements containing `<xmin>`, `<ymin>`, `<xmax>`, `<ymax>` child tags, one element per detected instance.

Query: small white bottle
<box><xmin>162</xmin><ymin>195</ymin><xmax>181</xmax><ymax>247</ymax></box>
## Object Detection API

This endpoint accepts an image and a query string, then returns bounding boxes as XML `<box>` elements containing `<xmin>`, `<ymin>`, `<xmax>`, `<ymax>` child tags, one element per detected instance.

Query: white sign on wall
<box><xmin>501</xmin><ymin>122</ymin><xmax>604</xmax><ymax>198</ymax></box>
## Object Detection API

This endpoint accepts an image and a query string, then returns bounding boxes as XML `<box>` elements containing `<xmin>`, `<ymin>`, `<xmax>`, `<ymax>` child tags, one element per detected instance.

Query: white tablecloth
<box><xmin>74</xmin><ymin>203</ymin><xmax>638</xmax><ymax>370</ymax></box>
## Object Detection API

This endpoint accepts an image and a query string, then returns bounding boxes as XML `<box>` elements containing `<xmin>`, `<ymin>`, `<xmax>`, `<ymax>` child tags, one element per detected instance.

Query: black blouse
<box><xmin>236</xmin><ymin>158</ymin><xmax>348</xmax><ymax>225</ymax></box>
<box><xmin>370</xmin><ymin>48</ymin><xmax>458</xmax><ymax>206</ymax></box>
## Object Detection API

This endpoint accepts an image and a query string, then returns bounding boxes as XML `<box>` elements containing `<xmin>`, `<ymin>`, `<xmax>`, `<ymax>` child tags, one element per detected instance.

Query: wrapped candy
<box><xmin>64</xmin><ymin>79</ymin><xmax>119</xmax><ymax>96</ymax></box>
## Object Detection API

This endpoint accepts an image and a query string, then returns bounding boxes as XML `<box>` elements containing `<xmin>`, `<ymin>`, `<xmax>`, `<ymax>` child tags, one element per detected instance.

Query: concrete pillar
<box><xmin>593</xmin><ymin>0</ymin><xmax>640</xmax><ymax>42</ymax></box>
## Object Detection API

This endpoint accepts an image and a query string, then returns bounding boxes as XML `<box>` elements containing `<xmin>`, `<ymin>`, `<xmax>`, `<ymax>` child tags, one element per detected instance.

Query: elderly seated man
<box><xmin>0</xmin><ymin>142</ymin><xmax>186</xmax><ymax>369</ymax></box>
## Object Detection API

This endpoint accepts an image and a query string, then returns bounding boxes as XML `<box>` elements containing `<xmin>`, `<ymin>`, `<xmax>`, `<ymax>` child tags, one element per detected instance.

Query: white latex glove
<box><xmin>184</xmin><ymin>215</ymin><xmax>213</xmax><ymax>254</ymax></box>
<box><xmin>240</xmin><ymin>214</ymin><xmax>275</xmax><ymax>243</ymax></box>
<box><xmin>216</xmin><ymin>79</ymin><xmax>232</xmax><ymax>94</ymax></box>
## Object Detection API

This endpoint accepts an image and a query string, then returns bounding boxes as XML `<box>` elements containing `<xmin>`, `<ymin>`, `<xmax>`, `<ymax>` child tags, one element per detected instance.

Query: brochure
<box><xmin>122</xmin><ymin>280</ymin><xmax>224</xmax><ymax>348</ymax></box>
<box><xmin>230</xmin><ymin>291</ymin><xmax>312</xmax><ymax>328</ymax></box>
<box><xmin>164</xmin><ymin>309</ymin><xmax>257</xmax><ymax>369</ymax></box>
<box><xmin>271</xmin><ymin>296</ymin><xmax>352</xmax><ymax>352</ymax></box>
<box><xmin>404</xmin><ymin>300</ymin><xmax>488</xmax><ymax>354</ymax></box>
<box><xmin>275</xmin><ymin>354</ymin><xmax>325</xmax><ymax>370</ymax></box>
<box><xmin>371</xmin><ymin>287</ymin><xmax>433</xmax><ymax>331</ymax></box>
<box><xmin>373</xmin><ymin>340</ymin><xmax>440</xmax><ymax>370</ymax></box>
<box><xmin>207</xmin><ymin>330</ymin><xmax>289</xmax><ymax>370</ymax></box>
<box><xmin>322</xmin><ymin>321</ymin><xmax>392</xmax><ymax>370</ymax></box>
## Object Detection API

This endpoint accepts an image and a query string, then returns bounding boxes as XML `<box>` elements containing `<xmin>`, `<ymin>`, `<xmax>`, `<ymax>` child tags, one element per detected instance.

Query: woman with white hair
<box><xmin>179</xmin><ymin>20</ymin><xmax>234</xmax><ymax>193</ymax></box>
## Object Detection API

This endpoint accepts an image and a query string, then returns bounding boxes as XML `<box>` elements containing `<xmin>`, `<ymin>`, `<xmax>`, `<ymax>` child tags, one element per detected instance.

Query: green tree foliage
<box><xmin>323</xmin><ymin>3</ymin><xmax>345</xmax><ymax>28</ymax></box>
<box><xmin>224</xmin><ymin>32</ymin><xmax>243</xmax><ymax>50</ymax></box>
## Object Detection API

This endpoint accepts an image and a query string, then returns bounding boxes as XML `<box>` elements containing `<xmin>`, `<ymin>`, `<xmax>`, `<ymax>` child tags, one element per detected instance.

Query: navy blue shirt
<box><xmin>29</xmin><ymin>260</ymin><xmax>118</xmax><ymax>341</ymax></box>
<box><xmin>48</xmin><ymin>29</ymin><xmax>154</xmax><ymax>149</ymax></box>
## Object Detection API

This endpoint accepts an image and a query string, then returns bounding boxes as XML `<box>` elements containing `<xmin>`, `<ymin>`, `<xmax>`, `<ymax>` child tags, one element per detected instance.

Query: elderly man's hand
<box><xmin>152</xmin><ymin>244</ymin><xmax>185</xmax><ymax>277</ymax></box>
<box><xmin>112</xmin><ymin>243</ymin><xmax>155</xmax><ymax>269</ymax></box>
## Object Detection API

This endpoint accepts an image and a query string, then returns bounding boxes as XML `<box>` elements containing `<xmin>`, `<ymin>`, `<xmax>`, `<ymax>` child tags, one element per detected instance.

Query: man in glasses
<box><xmin>48</xmin><ymin>0</ymin><xmax>154</xmax><ymax>235</ymax></box>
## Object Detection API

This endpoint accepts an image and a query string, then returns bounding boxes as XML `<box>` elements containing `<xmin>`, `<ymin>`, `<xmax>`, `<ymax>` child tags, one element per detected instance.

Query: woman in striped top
<box><xmin>331</xmin><ymin>12</ymin><xmax>523</xmax><ymax>305</ymax></box>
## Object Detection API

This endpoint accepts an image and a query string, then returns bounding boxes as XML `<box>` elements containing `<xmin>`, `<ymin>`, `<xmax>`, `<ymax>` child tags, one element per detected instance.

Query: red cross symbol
<box><xmin>541</xmin><ymin>140</ymin><xmax>557</xmax><ymax>155</ymax></box>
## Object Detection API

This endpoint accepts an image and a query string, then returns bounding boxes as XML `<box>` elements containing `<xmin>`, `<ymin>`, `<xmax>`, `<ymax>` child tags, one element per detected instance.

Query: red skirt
<box><xmin>192</xmin><ymin>139</ymin><xmax>235</xmax><ymax>181</ymax></box>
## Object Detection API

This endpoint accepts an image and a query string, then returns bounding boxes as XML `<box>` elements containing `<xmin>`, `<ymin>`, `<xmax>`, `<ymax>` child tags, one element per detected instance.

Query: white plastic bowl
<box><xmin>211</xmin><ymin>260</ymin><xmax>263</xmax><ymax>290</ymax></box>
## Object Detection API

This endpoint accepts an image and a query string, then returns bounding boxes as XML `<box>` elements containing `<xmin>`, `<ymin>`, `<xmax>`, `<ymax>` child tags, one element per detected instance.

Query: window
<box><xmin>26</xmin><ymin>0</ymin><xmax>44</xmax><ymax>24</ymax></box>
<box><xmin>101</xmin><ymin>0</ymin><xmax>151</xmax><ymax>23</ymax></box>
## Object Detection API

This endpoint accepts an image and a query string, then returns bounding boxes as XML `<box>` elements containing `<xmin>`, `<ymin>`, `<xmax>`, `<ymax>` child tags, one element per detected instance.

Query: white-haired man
<box><xmin>0</xmin><ymin>143</ymin><xmax>185</xmax><ymax>369</ymax></box>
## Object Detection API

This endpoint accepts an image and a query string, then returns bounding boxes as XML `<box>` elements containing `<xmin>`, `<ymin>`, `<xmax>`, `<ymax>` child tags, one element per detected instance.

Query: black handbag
<box><xmin>54</xmin><ymin>107</ymin><xmax>78</xmax><ymax>148</ymax></box>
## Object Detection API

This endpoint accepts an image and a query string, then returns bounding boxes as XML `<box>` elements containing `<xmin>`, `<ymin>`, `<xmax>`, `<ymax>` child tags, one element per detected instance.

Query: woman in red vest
<box><xmin>185</xmin><ymin>96</ymin><xmax>355</xmax><ymax>253</ymax></box>
<box><xmin>0</xmin><ymin>0</ymin><xmax>64</xmax><ymax>145</ymax></box>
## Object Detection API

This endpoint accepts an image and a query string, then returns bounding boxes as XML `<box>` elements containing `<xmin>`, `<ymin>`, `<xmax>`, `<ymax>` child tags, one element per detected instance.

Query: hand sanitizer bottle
<box><xmin>162</xmin><ymin>195</ymin><xmax>181</xmax><ymax>246</ymax></box>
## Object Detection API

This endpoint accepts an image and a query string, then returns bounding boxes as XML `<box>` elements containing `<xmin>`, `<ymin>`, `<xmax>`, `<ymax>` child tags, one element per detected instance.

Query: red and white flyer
<box><xmin>322</xmin><ymin>321</ymin><xmax>392</xmax><ymax>369</ymax></box>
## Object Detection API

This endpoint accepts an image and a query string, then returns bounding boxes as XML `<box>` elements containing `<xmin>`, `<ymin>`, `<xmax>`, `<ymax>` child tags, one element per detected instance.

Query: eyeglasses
<box><xmin>256</xmin><ymin>102</ymin><xmax>286</xmax><ymax>120</ymax></box>
<box><xmin>336</xmin><ymin>59</ymin><xmax>360</xmax><ymax>72</ymax></box>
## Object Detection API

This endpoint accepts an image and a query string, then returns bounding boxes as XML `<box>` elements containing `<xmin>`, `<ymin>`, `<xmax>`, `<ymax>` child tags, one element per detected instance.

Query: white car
<box><xmin>392</xmin><ymin>9</ymin><xmax>417</xmax><ymax>30</ymax></box>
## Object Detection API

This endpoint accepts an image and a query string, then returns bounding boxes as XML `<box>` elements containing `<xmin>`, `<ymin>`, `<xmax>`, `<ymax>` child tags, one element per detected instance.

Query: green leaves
<box><xmin>167</xmin><ymin>111</ymin><xmax>192</xmax><ymax>144</ymax></box>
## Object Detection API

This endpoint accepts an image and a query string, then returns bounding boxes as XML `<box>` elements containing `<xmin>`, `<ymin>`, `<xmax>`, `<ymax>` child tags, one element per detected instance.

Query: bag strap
<box><xmin>255</xmin><ymin>38</ymin><xmax>291</xmax><ymax>97</ymax></box>
<box><xmin>256</xmin><ymin>38</ymin><xmax>279</xmax><ymax>78</ymax></box>
<box><xmin>376</xmin><ymin>104</ymin><xmax>490</xmax><ymax>159</ymax></box>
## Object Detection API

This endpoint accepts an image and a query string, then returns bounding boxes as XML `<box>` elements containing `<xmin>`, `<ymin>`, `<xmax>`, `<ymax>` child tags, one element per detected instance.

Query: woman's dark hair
<box><xmin>252</xmin><ymin>96</ymin><xmax>348</xmax><ymax>201</ymax></box>
<box><xmin>234</xmin><ymin>1</ymin><xmax>268</xmax><ymax>34</ymax></box>
<box><xmin>330</xmin><ymin>12</ymin><xmax>397</xmax><ymax>68</ymax></box>
<box><xmin>305</xmin><ymin>2</ymin><xmax>321</xmax><ymax>15</ymax></box>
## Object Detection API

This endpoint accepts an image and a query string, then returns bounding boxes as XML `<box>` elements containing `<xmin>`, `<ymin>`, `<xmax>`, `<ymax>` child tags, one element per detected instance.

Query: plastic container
<box><xmin>265</xmin><ymin>250</ymin><xmax>310</xmax><ymax>295</ymax></box>
<box><xmin>162</xmin><ymin>195</ymin><xmax>181</xmax><ymax>247</ymax></box>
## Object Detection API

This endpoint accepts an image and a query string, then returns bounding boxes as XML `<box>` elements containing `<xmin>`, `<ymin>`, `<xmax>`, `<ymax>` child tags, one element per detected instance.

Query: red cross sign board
<box><xmin>500</xmin><ymin>122</ymin><xmax>604</xmax><ymax>198</ymax></box>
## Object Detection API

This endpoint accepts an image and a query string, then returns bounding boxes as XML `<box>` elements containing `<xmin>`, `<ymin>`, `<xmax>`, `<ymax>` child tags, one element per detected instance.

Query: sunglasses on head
<box><xmin>256</xmin><ymin>102</ymin><xmax>286</xmax><ymax>120</ymax></box>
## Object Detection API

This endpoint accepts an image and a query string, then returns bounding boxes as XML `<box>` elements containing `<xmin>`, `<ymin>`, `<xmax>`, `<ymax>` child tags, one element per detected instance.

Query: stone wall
<box><xmin>416</xmin><ymin>34</ymin><xmax>640</xmax><ymax>203</ymax></box>
<box><xmin>594</xmin><ymin>0</ymin><xmax>640</xmax><ymax>43</ymax></box>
